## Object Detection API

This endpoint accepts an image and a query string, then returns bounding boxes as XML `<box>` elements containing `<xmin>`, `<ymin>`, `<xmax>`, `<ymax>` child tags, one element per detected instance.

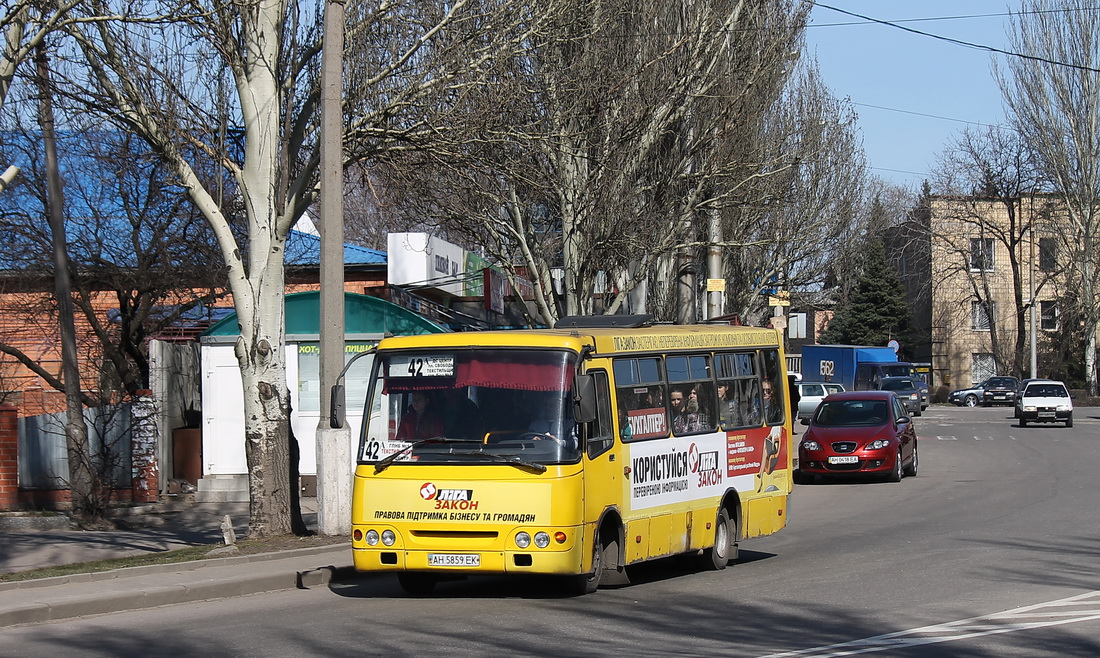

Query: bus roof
<box><xmin>374</xmin><ymin>324</ymin><xmax>783</xmax><ymax>357</ymax></box>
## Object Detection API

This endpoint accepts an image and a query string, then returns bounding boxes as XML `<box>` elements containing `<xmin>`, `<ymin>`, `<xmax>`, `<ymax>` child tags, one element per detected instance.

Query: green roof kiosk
<box><xmin>196</xmin><ymin>292</ymin><xmax>446</xmax><ymax>502</ymax></box>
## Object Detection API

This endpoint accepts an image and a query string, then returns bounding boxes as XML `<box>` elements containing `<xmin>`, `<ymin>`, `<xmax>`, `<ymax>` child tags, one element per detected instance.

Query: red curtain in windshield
<box><xmin>384</xmin><ymin>353</ymin><xmax>574</xmax><ymax>392</ymax></box>
<box><xmin>457</xmin><ymin>357</ymin><xmax>573</xmax><ymax>391</ymax></box>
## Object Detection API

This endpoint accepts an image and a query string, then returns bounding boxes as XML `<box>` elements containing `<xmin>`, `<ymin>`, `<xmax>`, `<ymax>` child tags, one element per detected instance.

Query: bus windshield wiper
<box><xmin>374</xmin><ymin>437</ymin><xmax>468</xmax><ymax>473</ymax></box>
<box><xmin>454</xmin><ymin>450</ymin><xmax>548</xmax><ymax>474</ymax></box>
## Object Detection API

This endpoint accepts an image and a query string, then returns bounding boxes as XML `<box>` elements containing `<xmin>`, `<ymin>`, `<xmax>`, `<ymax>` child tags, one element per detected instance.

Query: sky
<box><xmin>805</xmin><ymin>1</ymin><xmax>1020</xmax><ymax>189</ymax></box>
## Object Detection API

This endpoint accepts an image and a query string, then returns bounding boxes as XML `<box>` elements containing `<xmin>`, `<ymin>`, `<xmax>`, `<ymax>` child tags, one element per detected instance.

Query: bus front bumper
<box><xmin>353</xmin><ymin>546</ymin><xmax>583</xmax><ymax>576</ymax></box>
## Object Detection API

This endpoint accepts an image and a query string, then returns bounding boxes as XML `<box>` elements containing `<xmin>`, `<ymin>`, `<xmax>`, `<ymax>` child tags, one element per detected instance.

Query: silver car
<box><xmin>796</xmin><ymin>382</ymin><xmax>846</xmax><ymax>420</ymax></box>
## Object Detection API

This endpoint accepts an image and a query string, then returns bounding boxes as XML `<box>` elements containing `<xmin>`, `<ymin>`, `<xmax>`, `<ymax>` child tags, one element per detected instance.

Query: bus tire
<box><xmin>699</xmin><ymin>508</ymin><xmax>733</xmax><ymax>571</ymax></box>
<box><xmin>397</xmin><ymin>573</ymin><xmax>437</xmax><ymax>596</ymax></box>
<box><xmin>567</xmin><ymin>533</ymin><xmax>610</xmax><ymax>595</ymax></box>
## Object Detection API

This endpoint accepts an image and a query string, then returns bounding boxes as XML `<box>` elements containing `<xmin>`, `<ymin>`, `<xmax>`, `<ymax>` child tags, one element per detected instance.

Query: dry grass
<box><xmin>0</xmin><ymin>534</ymin><xmax>348</xmax><ymax>583</ymax></box>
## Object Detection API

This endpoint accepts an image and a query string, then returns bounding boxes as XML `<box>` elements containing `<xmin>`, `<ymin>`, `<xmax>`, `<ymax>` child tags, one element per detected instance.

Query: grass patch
<box><xmin>0</xmin><ymin>545</ymin><xmax>215</xmax><ymax>583</ymax></box>
<box><xmin>0</xmin><ymin>534</ymin><xmax>349</xmax><ymax>584</ymax></box>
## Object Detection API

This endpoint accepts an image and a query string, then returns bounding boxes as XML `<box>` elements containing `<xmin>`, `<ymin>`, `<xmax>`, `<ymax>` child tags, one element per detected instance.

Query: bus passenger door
<box><xmin>582</xmin><ymin>370</ymin><xmax>621</xmax><ymax>556</ymax></box>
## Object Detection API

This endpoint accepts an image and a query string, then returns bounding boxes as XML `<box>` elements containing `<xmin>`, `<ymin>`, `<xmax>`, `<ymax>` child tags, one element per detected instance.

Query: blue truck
<box><xmin>801</xmin><ymin>344</ymin><xmax>915</xmax><ymax>392</ymax></box>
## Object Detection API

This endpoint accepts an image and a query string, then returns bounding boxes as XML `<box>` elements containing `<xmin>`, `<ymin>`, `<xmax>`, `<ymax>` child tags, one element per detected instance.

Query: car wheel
<box><xmin>964</xmin><ymin>394</ymin><xmax>978</xmax><ymax>407</ymax></box>
<box><xmin>397</xmin><ymin>573</ymin><xmax>437</xmax><ymax>596</ymax></box>
<box><xmin>793</xmin><ymin>469</ymin><xmax>810</xmax><ymax>485</ymax></box>
<box><xmin>1066</xmin><ymin>413</ymin><xmax>1073</xmax><ymax>428</ymax></box>
<box><xmin>913</xmin><ymin>407</ymin><xmax>921</xmax><ymax>417</ymax></box>
<box><xmin>1020</xmin><ymin>417</ymin><xmax>1028</xmax><ymax>427</ymax></box>
<box><xmin>887</xmin><ymin>449</ymin><xmax>903</xmax><ymax>483</ymax></box>
<box><xmin>903</xmin><ymin>443</ymin><xmax>918</xmax><ymax>477</ymax></box>
<box><xmin>699</xmin><ymin>508</ymin><xmax>734</xmax><ymax>571</ymax></box>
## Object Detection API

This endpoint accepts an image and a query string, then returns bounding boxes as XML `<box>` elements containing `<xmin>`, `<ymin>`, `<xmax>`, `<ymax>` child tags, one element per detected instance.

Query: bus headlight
<box><xmin>381</xmin><ymin>529</ymin><xmax>396</xmax><ymax>546</ymax></box>
<box><xmin>534</xmin><ymin>532</ymin><xmax>550</xmax><ymax>548</ymax></box>
<box><xmin>515</xmin><ymin>532</ymin><xmax>532</xmax><ymax>548</ymax></box>
<box><xmin>365</xmin><ymin>529</ymin><xmax>380</xmax><ymax>546</ymax></box>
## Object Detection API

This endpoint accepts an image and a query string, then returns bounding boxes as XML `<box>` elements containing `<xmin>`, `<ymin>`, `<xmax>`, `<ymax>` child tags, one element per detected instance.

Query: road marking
<box><xmin>760</xmin><ymin>590</ymin><xmax>1100</xmax><ymax>657</ymax></box>
<box><xmin>937</xmin><ymin>436</ymin><xmax>957</xmax><ymax>440</ymax></box>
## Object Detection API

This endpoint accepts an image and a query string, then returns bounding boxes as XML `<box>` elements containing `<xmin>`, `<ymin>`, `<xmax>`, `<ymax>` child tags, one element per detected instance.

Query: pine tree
<box><xmin>820</xmin><ymin>236</ymin><xmax>914</xmax><ymax>357</ymax></box>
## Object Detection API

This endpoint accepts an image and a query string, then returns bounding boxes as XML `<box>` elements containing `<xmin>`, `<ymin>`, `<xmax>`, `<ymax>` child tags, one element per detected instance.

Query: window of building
<box><xmin>970</xmin><ymin>237</ymin><xmax>995</xmax><ymax>271</ymax></box>
<box><xmin>972</xmin><ymin>353</ymin><xmax>995</xmax><ymax>383</ymax></box>
<box><xmin>971</xmin><ymin>300</ymin><xmax>994</xmax><ymax>330</ymax></box>
<box><xmin>1040</xmin><ymin>301</ymin><xmax>1058</xmax><ymax>331</ymax></box>
<box><xmin>1038</xmin><ymin>237</ymin><xmax>1057</xmax><ymax>272</ymax></box>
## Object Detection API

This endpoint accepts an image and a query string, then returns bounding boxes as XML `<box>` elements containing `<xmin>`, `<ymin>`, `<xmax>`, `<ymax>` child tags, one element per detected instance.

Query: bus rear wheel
<box><xmin>699</xmin><ymin>508</ymin><xmax>735</xmax><ymax>571</ymax></box>
<box><xmin>397</xmin><ymin>573</ymin><xmax>437</xmax><ymax>596</ymax></box>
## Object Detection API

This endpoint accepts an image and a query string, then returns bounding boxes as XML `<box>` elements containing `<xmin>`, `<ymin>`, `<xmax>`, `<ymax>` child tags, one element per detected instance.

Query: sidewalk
<box><xmin>0</xmin><ymin>498</ymin><xmax>356</xmax><ymax>628</ymax></box>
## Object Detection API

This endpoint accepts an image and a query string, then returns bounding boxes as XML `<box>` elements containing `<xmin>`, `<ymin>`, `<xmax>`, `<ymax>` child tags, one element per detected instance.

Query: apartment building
<box><xmin>928</xmin><ymin>194</ymin><xmax>1073</xmax><ymax>391</ymax></box>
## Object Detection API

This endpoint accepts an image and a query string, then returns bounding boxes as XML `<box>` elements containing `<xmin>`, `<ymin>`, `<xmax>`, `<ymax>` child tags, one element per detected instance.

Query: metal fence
<box><xmin>17</xmin><ymin>405</ymin><xmax>132</xmax><ymax>490</ymax></box>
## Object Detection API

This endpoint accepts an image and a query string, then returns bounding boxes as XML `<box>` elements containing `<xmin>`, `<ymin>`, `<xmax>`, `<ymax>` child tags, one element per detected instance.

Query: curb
<box><xmin>0</xmin><ymin>547</ymin><xmax>357</xmax><ymax>628</ymax></box>
<box><xmin>0</xmin><ymin>515</ymin><xmax>73</xmax><ymax>531</ymax></box>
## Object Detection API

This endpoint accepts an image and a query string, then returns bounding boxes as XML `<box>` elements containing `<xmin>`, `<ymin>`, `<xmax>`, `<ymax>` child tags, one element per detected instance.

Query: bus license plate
<box><xmin>428</xmin><ymin>553</ymin><xmax>480</xmax><ymax>567</ymax></box>
<box><xmin>828</xmin><ymin>456</ymin><xmax>858</xmax><ymax>464</ymax></box>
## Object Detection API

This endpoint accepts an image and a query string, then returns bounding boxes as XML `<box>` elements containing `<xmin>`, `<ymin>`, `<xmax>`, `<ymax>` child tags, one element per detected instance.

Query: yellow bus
<box><xmin>350</xmin><ymin>315</ymin><xmax>793</xmax><ymax>595</ymax></box>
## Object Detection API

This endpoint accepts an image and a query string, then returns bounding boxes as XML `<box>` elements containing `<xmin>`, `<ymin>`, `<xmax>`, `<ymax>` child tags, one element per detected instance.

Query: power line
<box><xmin>810</xmin><ymin>7</ymin><xmax>1100</xmax><ymax>28</ymax></box>
<box><xmin>853</xmin><ymin>102</ymin><xmax>996</xmax><ymax>127</ymax></box>
<box><xmin>815</xmin><ymin>3</ymin><xmax>1100</xmax><ymax>74</ymax></box>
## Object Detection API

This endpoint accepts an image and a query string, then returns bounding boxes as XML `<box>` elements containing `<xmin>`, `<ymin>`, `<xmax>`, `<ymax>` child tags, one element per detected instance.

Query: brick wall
<box><xmin>0</xmin><ymin>405</ymin><xmax>17</xmax><ymax>509</ymax></box>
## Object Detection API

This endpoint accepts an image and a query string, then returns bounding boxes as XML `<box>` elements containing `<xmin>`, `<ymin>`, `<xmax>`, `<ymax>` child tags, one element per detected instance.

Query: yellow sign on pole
<box><xmin>768</xmin><ymin>290</ymin><xmax>790</xmax><ymax>307</ymax></box>
<box><xmin>706</xmin><ymin>278</ymin><xmax>726</xmax><ymax>292</ymax></box>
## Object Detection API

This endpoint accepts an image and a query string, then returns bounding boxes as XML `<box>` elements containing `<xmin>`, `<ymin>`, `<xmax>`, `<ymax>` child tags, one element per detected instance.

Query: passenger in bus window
<box><xmin>692</xmin><ymin>383</ymin><xmax>715</xmax><ymax>430</ymax></box>
<box><xmin>396</xmin><ymin>392</ymin><xmax>443</xmax><ymax>440</ymax></box>
<box><xmin>528</xmin><ymin>391</ymin><xmax>566</xmax><ymax>439</ymax></box>
<box><xmin>618</xmin><ymin>406</ymin><xmax>632</xmax><ymax>441</ymax></box>
<box><xmin>762</xmin><ymin>378</ymin><xmax>784</xmax><ymax>426</ymax></box>
<box><xmin>741</xmin><ymin>379</ymin><xmax>762</xmax><ymax>426</ymax></box>
<box><xmin>670</xmin><ymin>387</ymin><xmax>708</xmax><ymax>434</ymax></box>
<box><xmin>717</xmin><ymin>381</ymin><xmax>738</xmax><ymax>429</ymax></box>
<box><xmin>441</xmin><ymin>388</ymin><xmax>484</xmax><ymax>441</ymax></box>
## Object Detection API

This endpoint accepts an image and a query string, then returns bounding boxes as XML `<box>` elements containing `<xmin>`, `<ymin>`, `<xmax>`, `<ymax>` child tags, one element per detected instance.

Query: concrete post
<box><xmin>130</xmin><ymin>393</ymin><xmax>160</xmax><ymax>503</ymax></box>
<box><xmin>316</xmin><ymin>0</ymin><xmax>350</xmax><ymax>535</ymax></box>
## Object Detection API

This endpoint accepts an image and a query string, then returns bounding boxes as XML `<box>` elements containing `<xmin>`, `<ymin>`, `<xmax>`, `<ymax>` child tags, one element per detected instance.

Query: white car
<box><xmin>1018</xmin><ymin>380</ymin><xmax>1073</xmax><ymax>427</ymax></box>
<box><xmin>796</xmin><ymin>382</ymin><xmax>846</xmax><ymax>420</ymax></box>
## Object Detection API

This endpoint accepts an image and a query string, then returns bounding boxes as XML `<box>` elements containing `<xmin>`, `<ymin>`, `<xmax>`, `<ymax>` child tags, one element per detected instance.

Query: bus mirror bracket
<box><xmin>329</xmin><ymin>345</ymin><xmax>378</xmax><ymax>429</ymax></box>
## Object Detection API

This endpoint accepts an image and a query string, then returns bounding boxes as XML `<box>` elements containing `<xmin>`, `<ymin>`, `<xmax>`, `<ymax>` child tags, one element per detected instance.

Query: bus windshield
<box><xmin>359</xmin><ymin>348</ymin><xmax>581</xmax><ymax>466</ymax></box>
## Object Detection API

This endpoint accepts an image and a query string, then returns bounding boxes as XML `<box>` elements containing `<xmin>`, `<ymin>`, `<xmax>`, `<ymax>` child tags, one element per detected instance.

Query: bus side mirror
<box><xmin>573</xmin><ymin>374</ymin><xmax>597</xmax><ymax>423</ymax></box>
<box><xmin>330</xmin><ymin>384</ymin><xmax>345</xmax><ymax>429</ymax></box>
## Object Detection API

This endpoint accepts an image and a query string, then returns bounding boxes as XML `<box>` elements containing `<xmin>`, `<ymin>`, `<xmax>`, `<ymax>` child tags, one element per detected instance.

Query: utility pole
<box><xmin>705</xmin><ymin>207</ymin><xmax>724</xmax><ymax>320</ymax></box>
<box><xmin>316</xmin><ymin>0</ymin><xmax>350</xmax><ymax>536</ymax></box>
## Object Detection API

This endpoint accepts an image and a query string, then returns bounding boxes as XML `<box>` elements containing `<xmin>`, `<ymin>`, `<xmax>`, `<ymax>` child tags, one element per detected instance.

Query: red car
<box><xmin>794</xmin><ymin>391</ymin><xmax>918</xmax><ymax>484</ymax></box>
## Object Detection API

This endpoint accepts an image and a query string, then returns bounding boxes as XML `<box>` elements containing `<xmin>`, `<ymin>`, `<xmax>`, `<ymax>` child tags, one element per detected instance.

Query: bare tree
<box><xmin>997</xmin><ymin>0</ymin><xmax>1100</xmax><ymax>394</ymax></box>
<box><xmin>721</xmin><ymin>57</ymin><xmax>867</xmax><ymax>325</ymax></box>
<box><xmin>39</xmin><ymin>0</ymin><xmax>545</xmax><ymax>536</ymax></box>
<box><xmin>0</xmin><ymin>114</ymin><xmax>227</xmax><ymax>520</ymax></box>
<box><xmin>362</xmin><ymin>0</ymin><xmax>813</xmax><ymax>326</ymax></box>
<box><xmin>0</xmin><ymin>128</ymin><xmax>227</xmax><ymax>395</ymax></box>
<box><xmin>1</xmin><ymin>2</ymin><xmax>82</xmax><ymax>192</ymax></box>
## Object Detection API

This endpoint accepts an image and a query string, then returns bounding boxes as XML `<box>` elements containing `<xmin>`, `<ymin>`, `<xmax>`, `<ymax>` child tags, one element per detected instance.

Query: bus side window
<box><xmin>588</xmin><ymin>371</ymin><xmax>614</xmax><ymax>459</ymax></box>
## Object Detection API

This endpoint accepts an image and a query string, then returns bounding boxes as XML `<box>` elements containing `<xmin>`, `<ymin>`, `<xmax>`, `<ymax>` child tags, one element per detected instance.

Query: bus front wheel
<box><xmin>699</xmin><ymin>508</ymin><xmax>735</xmax><ymax>571</ymax></box>
<box><xmin>567</xmin><ymin>533</ymin><xmax>616</xmax><ymax>596</ymax></box>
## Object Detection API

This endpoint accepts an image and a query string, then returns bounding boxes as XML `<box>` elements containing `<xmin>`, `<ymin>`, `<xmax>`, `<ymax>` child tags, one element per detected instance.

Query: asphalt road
<box><xmin>3</xmin><ymin>405</ymin><xmax>1100</xmax><ymax>657</ymax></box>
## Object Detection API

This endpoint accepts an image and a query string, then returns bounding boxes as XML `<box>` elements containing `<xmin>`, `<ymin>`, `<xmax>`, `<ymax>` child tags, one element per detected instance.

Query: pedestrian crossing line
<box><xmin>759</xmin><ymin>590</ymin><xmax>1100</xmax><ymax>657</ymax></box>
